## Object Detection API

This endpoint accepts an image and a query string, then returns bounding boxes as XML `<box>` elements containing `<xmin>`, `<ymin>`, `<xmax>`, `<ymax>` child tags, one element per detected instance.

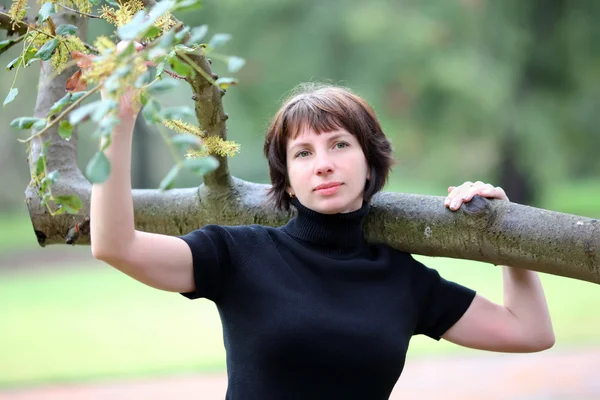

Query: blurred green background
<box><xmin>1</xmin><ymin>0</ymin><xmax>600</xmax><ymax>390</ymax></box>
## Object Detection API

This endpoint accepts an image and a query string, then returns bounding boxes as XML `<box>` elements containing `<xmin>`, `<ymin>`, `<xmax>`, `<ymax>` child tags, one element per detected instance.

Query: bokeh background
<box><xmin>1</xmin><ymin>0</ymin><xmax>599</xmax><ymax>398</ymax></box>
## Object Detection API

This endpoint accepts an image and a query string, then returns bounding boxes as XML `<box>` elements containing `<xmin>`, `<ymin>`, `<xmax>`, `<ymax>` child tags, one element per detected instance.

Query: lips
<box><xmin>314</xmin><ymin>182</ymin><xmax>342</xmax><ymax>191</ymax></box>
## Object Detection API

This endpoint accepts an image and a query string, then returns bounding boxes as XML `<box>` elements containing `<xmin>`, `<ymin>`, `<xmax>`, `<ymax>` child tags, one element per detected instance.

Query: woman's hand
<box><xmin>444</xmin><ymin>181</ymin><xmax>509</xmax><ymax>211</ymax></box>
<box><xmin>101</xmin><ymin>40</ymin><xmax>144</xmax><ymax>124</ymax></box>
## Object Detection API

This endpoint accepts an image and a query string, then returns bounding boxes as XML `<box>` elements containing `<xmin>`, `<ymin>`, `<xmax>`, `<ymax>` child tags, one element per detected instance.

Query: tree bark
<box><xmin>2</xmin><ymin>6</ymin><xmax>599</xmax><ymax>287</ymax></box>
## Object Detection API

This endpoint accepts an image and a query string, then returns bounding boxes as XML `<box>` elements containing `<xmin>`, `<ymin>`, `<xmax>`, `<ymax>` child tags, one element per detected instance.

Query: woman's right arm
<box><xmin>90</xmin><ymin>87</ymin><xmax>195</xmax><ymax>293</ymax></box>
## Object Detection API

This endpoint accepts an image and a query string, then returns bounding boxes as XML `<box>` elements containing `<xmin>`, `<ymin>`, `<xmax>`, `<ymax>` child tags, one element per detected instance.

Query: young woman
<box><xmin>91</xmin><ymin>71</ymin><xmax>554</xmax><ymax>398</ymax></box>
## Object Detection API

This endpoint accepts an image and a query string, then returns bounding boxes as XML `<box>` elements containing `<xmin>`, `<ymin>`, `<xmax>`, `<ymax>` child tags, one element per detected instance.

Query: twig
<box><xmin>19</xmin><ymin>85</ymin><xmax>102</xmax><ymax>143</ymax></box>
<box><xmin>178</xmin><ymin>52</ymin><xmax>216</xmax><ymax>86</ymax></box>
<box><xmin>54</xmin><ymin>3</ymin><xmax>101</xmax><ymax>19</ymax></box>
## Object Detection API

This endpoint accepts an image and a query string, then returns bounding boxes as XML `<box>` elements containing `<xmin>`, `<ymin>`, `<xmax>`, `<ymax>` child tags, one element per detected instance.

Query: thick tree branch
<box><xmin>26</xmin><ymin>177</ymin><xmax>600</xmax><ymax>285</ymax></box>
<box><xmin>142</xmin><ymin>0</ymin><xmax>231</xmax><ymax>190</ymax></box>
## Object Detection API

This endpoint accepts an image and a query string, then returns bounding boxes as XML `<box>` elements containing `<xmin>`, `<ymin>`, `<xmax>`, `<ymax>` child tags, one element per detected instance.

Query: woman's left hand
<box><xmin>444</xmin><ymin>181</ymin><xmax>510</xmax><ymax>211</ymax></box>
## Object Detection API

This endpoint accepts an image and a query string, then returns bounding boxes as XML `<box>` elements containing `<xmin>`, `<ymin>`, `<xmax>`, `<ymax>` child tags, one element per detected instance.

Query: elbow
<box><xmin>525</xmin><ymin>330</ymin><xmax>555</xmax><ymax>353</ymax></box>
<box><xmin>91</xmin><ymin>242</ymin><xmax>124</xmax><ymax>264</ymax></box>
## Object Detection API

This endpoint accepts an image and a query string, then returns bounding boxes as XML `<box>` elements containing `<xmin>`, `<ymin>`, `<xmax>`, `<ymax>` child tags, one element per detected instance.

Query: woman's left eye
<box><xmin>335</xmin><ymin>142</ymin><xmax>349</xmax><ymax>149</ymax></box>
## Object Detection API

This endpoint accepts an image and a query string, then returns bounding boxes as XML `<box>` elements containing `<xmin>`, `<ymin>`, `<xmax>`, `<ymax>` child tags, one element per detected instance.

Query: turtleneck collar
<box><xmin>281</xmin><ymin>197</ymin><xmax>371</xmax><ymax>257</ymax></box>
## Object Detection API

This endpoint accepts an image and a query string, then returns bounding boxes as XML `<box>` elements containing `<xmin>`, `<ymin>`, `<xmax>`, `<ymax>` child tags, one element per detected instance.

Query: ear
<box><xmin>287</xmin><ymin>185</ymin><xmax>295</xmax><ymax>197</ymax></box>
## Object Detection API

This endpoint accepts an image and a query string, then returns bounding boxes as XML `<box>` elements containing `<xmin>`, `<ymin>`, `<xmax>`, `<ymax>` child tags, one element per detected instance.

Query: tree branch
<box><xmin>0</xmin><ymin>7</ymin><xmax>29</xmax><ymax>36</ymax></box>
<box><xmin>26</xmin><ymin>177</ymin><xmax>600</xmax><ymax>285</ymax></box>
<box><xmin>141</xmin><ymin>0</ymin><xmax>231</xmax><ymax>190</ymax></box>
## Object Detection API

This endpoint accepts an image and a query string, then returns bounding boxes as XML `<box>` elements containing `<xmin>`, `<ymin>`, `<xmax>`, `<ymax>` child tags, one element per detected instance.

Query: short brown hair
<box><xmin>263</xmin><ymin>83</ymin><xmax>394</xmax><ymax>210</ymax></box>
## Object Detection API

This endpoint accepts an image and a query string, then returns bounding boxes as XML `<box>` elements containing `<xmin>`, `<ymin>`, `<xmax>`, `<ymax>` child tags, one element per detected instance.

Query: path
<box><xmin>2</xmin><ymin>348</ymin><xmax>599</xmax><ymax>400</ymax></box>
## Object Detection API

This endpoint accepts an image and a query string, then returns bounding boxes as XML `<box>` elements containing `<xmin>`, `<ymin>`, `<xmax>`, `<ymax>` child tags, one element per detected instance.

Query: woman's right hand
<box><xmin>100</xmin><ymin>40</ymin><xmax>144</xmax><ymax>124</ymax></box>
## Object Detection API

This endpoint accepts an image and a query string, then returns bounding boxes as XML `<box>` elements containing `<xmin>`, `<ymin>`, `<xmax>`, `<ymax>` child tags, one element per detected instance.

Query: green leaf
<box><xmin>69</xmin><ymin>101</ymin><xmax>100</xmax><ymax>125</ymax></box>
<box><xmin>159</xmin><ymin>106</ymin><xmax>195</xmax><ymax>120</ymax></box>
<box><xmin>39</xmin><ymin>2</ymin><xmax>56</xmax><ymax>22</ymax></box>
<box><xmin>174</xmin><ymin>0</ymin><xmax>203</xmax><ymax>13</ymax></box>
<box><xmin>0</xmin><ymin>38</ymin><xmax>19</xmax><ymax>56</ymax></box>
<box><xmin>169</xmin><ymin>57</ymin><xmax>192</xmax><ymax>77</ymax></box>
<box><xmin>35</xmin><ymin>155</ymin><xmax>45</xmax><ymax>177</ymax></box>
<box><xmin>50</xmin><ymin>91</ymin><xmax>88</xmax><ymax>115</ymax></box>
<box><xmin>0</xmin><ymin>39</ymin><xmax>12</xmax><ymax>52</ymax></box>
<box><xmin>171</xmin><ymin>134</ymin><xmax>201</xmax><ymax>149</ymax></box>
<box><xmin>98</xmin><ymin>114</ymin><xmax>120</xmax><ymax>136</ymax></box>
<box><xmin>6</xmin><ymin>57</ymin><xmax>20</xmax><ymax>71</ymax></box>
<box><xmin>155</xmin><ymin>62</ymin><xmax>165</xmax><ymax>79</ymax></box>
<box><xmin>147</xmin><ymin>0</ymin><xmax>176</xmax><ymax>25</ymax></box>
<box><xmin>135</xmin><ymin>69</ymin><xmax>152</xmax><ymax>88</ymax></box>
<box><xmin>215</xmin><ymin>77</ymin><xmax>238</xmax><ymax>90</ymax></box>
<box><xmin>32</xmin><ymin>119</ymin><xmax>47</xmax><ymax>131</ymax></box>
<box><xmin>3</xmin><ymin>88</ymin><xmax>18</xmax><ymax>107</ymax></box>
<box><xmin>53</xmin><ymin>195</ymin><xmax>82</xmax><ymax>214</ymax></box>
<box><xmin>35</xmin><ymin>39</ymin><xmax>58</xmax><ymax>61</ymax></box>
<box><xmin>117</xmin><ymin>10</ymin><xmax>147</xmax><ymax>40</ymax></box>
<box><xmin>159</xmin><ymin>164</ymin><xmax>181</xmax><ymax>190</ymax></box>
<box><xmin>159</xmin><ymin>29</ymin><xmax>176</xmax><ymax>49</ymax></box>
<box><xmin>147</xmin><ymin>79</ymin><xmax>178</xmax><ymax>95</ymax></box>
<box><xmin>227</xmin><ymin>56</ymin><xmax>245</xmax><ymax>73</ymax></box>
<box><xmin>58</xmin><ymin>120</ymin><xmax>73</xmax><ymax>140</ymax></box>
<box><xmin>207</xmin><ymin>33</ymin><xmax>231</xmax><ymax>49</ymax></box>
<box><xmin>183</xmin><ymin>156</ymin><xmax>219</xmax><ymax>176</ymax></box>
<box><xmin>49</xmin><ymin>92</ymin><xmax>72</xmax><ymax>114</ymax></box>
<box><xmin>143</xmin><ymin>25</ymin><xmax>162</xmax><ymax>40</ymax></box>
<box><xmin>56</xmin><ymin>24</ymin><xmax>78</xmax><ymax>36</ymax></box>
<box><xmin>188</xmin><ymin>25</ymin><xmax>208</xmax><ymax>45</ymax></box>
<box><xmin>46</xmin><ymin>170</ymin><xmax>60</xmax><ymax>184</ymax></box>
<box><xmin>142</xmin><ymin>98</ymin><xmax>161</xmax><ymax>124</ymax></box>
<box><xmin>10</xmin><ymin>117</ymin><xmax>45</xmax><ymax>130</ymax></box>
<box><xmin>174</xmin><ymin>26</ymin><xmax>190</xmax><ymax>42</ymax></box>
<box><xmin>91</xmin><ymin>100</ymin><xmax>118</xmax><ymax>122</ymax></box>
<box><xmin>85</xmin><ymin>151</ymin><xmax>111</xmax><ymax>184</ymax></box>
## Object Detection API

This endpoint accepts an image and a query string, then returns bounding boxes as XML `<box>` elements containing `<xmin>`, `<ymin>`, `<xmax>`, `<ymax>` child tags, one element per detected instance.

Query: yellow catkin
<box><xmin>8</xmin><ymin>0</ymin><xmax>27</xmax><ymax>25</ymax></box>
<box><xmin>186</xmin><ymin>136</ymin><xmax>241</xmax><ymax>158</ymax></box>
<box><xmin>162</xmin><ymin>119</ymin><xmax>204</xmax><ymax>135</ymax></box>
<box><xmin>100</xmin><ymin>0</ymin><xmax>144</xmax><ymax>27</ymax></box>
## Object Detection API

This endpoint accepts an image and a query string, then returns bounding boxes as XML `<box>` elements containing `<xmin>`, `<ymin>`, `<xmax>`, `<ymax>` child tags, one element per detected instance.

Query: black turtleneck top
<box><xmin>179</xmin><ymin>198</ymin><xmax>476</xmax><ymax>399</ymax></box>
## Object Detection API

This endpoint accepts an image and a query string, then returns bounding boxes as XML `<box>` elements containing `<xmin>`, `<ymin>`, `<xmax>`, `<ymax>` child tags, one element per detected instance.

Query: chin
<box><xmin>310</xmin><ymin>197</ymin><xmax>359</xmax><ymax>214</ymax></box>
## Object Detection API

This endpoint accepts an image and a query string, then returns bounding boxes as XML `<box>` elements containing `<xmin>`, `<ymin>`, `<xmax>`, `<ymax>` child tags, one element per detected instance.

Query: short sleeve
<box><xmin>178</xmin><ymin>224</ymin><xmax>232</xmax><ymax>302</ymax></box>
<box><xmin>412</xmin><ymin>258</ymin><xmax>476</xmax><ymax>341</ymax></box>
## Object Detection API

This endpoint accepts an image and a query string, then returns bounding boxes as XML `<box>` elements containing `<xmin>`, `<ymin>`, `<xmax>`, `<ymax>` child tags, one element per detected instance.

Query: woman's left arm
<box><xmin>440</xmin><ymin>181</ymin><xmax>555</xmax><ymax>353</ymax></box>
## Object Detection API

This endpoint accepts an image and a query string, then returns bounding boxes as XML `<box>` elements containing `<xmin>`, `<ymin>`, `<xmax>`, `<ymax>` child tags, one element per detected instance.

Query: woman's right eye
<box><xmin>295</xmin><ymin>151</ymin><xmax>310</xmax><ymax>158</ymax></box>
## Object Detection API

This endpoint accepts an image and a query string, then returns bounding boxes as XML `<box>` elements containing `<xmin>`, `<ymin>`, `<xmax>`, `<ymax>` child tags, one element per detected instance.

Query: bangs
<box><xmin>283</xmin><ymin>95</ymin><xmax>351</xmax><ymax>140</ymax></box>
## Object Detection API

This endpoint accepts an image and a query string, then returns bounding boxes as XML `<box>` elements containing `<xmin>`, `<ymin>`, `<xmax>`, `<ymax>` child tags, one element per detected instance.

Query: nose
<box><xmin>314</xmin><ymin>152</ymin><xmax>334</xmax><ymax>175</ymax></box>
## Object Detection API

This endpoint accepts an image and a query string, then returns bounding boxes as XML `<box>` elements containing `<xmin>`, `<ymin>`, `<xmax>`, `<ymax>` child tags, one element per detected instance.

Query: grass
<box><xmin>0</xmin><ymin>212</ymin><xmax>40</xmax><ymax>252</ymax></box>
<box><xmin>2</xmin><ymin>256</ymin><xmax>600</xmax><ymax>389</ymax></box>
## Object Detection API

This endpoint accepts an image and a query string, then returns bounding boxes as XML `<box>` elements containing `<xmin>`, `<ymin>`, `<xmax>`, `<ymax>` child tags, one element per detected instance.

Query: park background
<box><xmin>1</xmin><ymin>0</ymin><xmax>599</xmax><ymax>398</ymax></box>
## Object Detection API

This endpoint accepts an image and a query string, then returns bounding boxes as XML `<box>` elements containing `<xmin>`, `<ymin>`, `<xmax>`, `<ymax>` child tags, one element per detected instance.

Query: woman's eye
<box><xmin>335</xmin><ymin>142</ymin><xmax>349</xmax><ymax>149</ymax></box>
<box><xmin>295</xmin><ymin>150</ymin><xmax>310</xmax><ymax>158</ymax></box>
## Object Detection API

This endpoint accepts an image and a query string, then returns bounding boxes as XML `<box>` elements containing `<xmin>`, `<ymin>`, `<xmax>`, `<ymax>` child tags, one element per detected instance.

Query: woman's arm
<box><xmin>439</xmin><ymin>181</ymin><xmax>555</xmax><ymax>352</ymax></box>
<box><xmin>90</xmin><ymin>41</ymin><xmax>195</xmax><ymax>293</ymax></box>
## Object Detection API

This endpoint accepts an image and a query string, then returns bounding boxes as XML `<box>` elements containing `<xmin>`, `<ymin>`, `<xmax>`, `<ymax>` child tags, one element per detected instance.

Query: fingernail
<box><xmin>451</xmin><ymin>200</ymin><xmax>459</xmax><ymax>209</ymax></box>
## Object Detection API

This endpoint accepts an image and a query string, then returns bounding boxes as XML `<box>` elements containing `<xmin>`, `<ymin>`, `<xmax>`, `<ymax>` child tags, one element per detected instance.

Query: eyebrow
<box><xmin>288</xmin><ymin>132</ymin><xmax>352</xmax><ymax>152</ymax></box>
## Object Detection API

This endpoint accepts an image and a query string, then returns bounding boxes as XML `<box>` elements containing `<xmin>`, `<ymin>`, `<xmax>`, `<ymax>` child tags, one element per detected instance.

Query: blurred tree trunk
<box><xmin>132</xmin><ymin>118</ymin><xmax>153</xmax><ymax>189</ymax></box>
<box><xmin>498</xmin><ymin>0</ymin><xmax>568</xmax><ymax>205</ymax></box>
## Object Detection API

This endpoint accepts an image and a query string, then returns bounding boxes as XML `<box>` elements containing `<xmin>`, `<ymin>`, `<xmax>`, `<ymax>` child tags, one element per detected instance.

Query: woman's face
<box><xmin>286</xmin><ymin>127</ymin><xmax>370</xmax><ymax>214</ymax></box>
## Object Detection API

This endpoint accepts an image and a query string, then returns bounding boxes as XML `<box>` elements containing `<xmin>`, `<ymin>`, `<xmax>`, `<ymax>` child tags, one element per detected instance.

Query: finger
<box><xmin>116</xmin><ymin>40</ymin><xmax>143</xmax><ymax>54</ymax></box>
<box><xmin>445</xmin><ymin>186</ymin><xmax>462</xmax><ymax>207</ymax></box>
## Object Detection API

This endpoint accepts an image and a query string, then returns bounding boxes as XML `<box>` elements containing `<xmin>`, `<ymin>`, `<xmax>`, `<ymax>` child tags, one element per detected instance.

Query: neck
<box><xmin>282</xmin><ymin>197</ymin><xmax>371</xmax><ymax>256</ymax></box>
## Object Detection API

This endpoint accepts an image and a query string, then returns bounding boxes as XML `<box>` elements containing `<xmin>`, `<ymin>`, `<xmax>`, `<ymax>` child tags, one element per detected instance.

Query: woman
<box><xmin>91</xmin><ymin>75</ymin><xmax>554</xmax><ymax>398</ymax></box>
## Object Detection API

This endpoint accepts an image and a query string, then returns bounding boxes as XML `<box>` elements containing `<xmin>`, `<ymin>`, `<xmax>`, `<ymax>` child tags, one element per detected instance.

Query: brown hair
<box><xmin>263</xmin><ymin>83</ymin><xmax>395</xmax><ymax>210</ymax></box>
